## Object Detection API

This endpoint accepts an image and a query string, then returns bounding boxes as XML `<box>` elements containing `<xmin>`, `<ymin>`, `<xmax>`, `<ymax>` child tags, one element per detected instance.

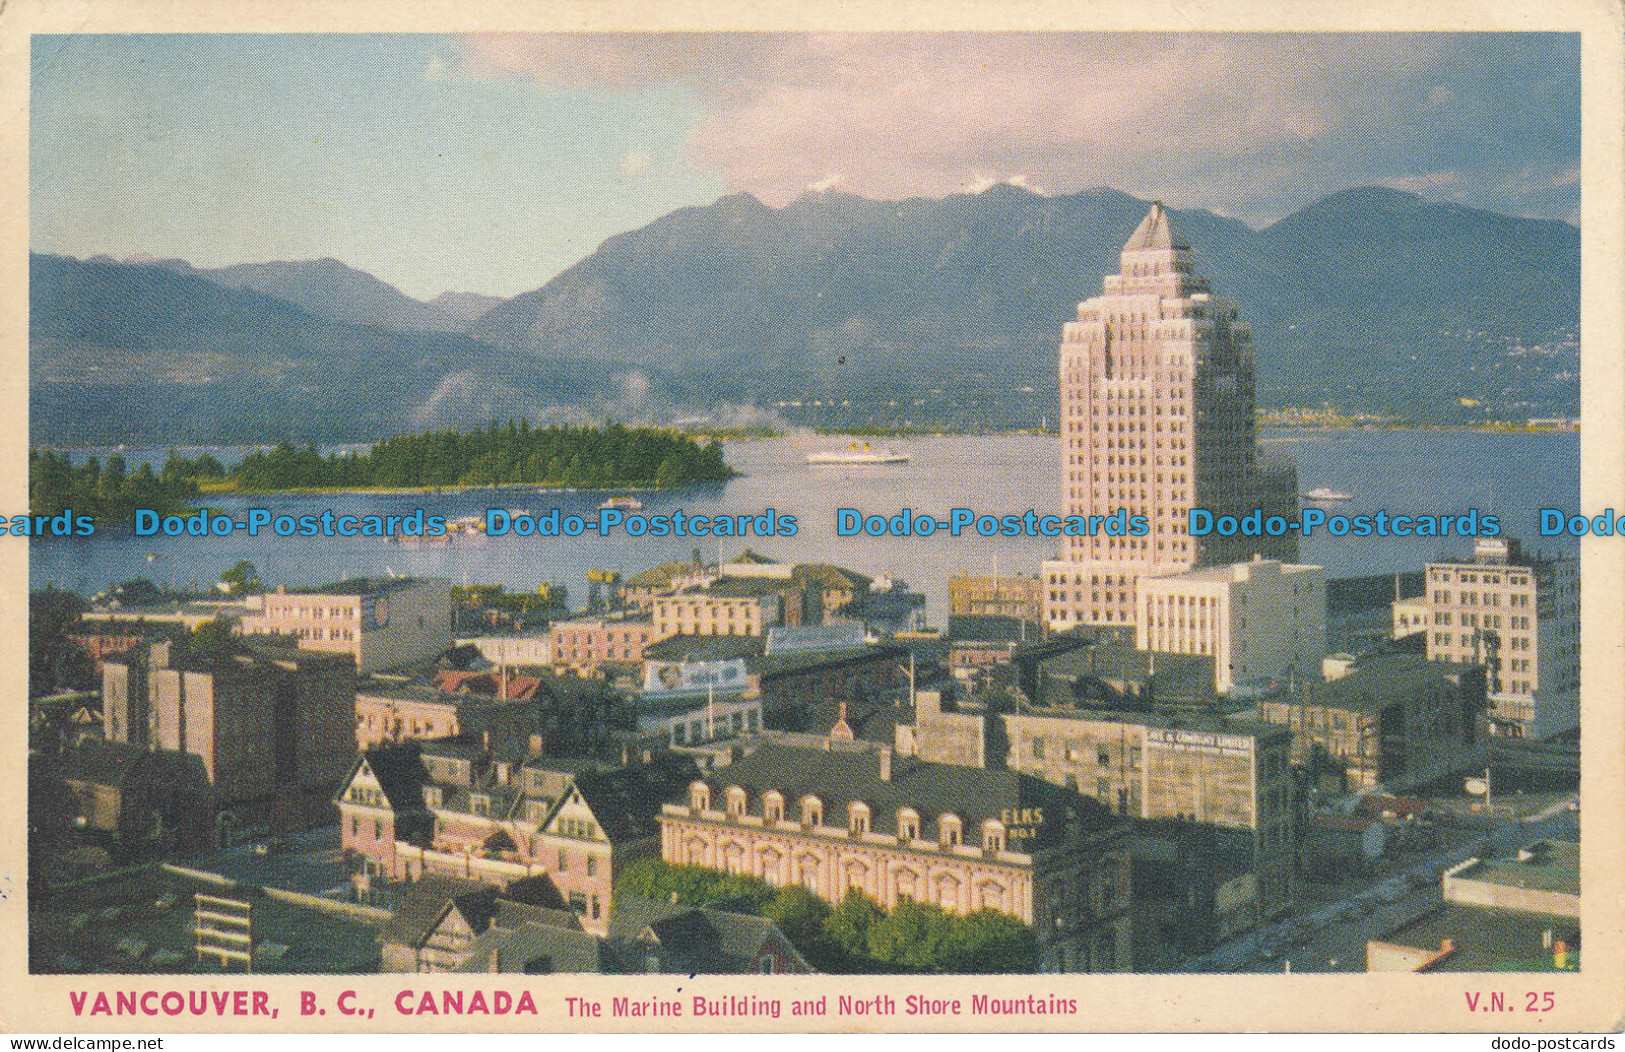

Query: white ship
<box><xmin>806</xmin><ymin>441</ymin><xmax>909</xmax><ymax>465</ymax></box>
<box><xmin>1301</xmin><ymin>487</ymin><xmax>1354</xmax><ymax>501</ymax></box>
<box><xmin>598</xmin><ymin>495</ymin><xmax>645</xmax><ymax>511</ymax></box>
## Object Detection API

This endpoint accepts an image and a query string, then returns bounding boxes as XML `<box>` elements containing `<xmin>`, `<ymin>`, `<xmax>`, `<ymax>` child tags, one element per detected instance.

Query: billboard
<box><xmin>640</xmin><ymin>657</ymin><xmax>750</xmax><ymax>699</ymax></box>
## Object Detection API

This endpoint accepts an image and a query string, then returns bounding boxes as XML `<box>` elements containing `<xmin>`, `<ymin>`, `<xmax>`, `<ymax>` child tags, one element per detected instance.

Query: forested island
<box><xmin>30</xmin><ymin>422</ymin><xmax>733</xmax><ymax>518</ymax></box>
<box><xmin>29</xmin><ymin>448</ymin><xmax>202</xmax><ymax>522</ymax></box>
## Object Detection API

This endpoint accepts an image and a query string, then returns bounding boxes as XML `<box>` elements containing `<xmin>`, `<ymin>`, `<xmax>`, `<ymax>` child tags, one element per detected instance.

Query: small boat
<box><xmin>598</xmin><ymin>496</ymin><xmax>644</xmax><ymax>511</ymax></box>
<box><xmin>1302</xmin><ymin>487</ymin><xmax>1353</xmax><ymax>501</ymax></box>
<box><xmin>807</xmin><ymin>441</ymin><xmax>909</xmax><ymax>465</ymax></box>
<box><xmin>446</xmin><ymin>515</ymin><xmax>486</xmax><ymax>533</ymax></box>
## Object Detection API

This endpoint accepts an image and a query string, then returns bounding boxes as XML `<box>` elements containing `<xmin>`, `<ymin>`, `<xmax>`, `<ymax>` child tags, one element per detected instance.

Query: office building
<box><xmin>1422</xmin><ymin>539</ymin><xmax>1579</xmax><ymax>739</ymax></box>
<box><xmin>1043</xmin><ymin>203</ymin><xmax>1296</xmax><ymax>631</ymax></box>
<box><xmin>1137</xmin><ymin>557</ymin><xmax>1326</xmax><ymax>693</ymax></box>
<box><xmin>240</xmin><ymin>577</ymin><xmax>451</xmax><ymax>674</ymax></box>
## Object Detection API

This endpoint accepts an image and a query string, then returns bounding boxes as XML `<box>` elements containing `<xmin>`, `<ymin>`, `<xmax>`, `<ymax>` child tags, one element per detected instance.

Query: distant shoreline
<box><xmin>40</xmin><ymin>420</ymin><xmax>1579</xmax><ymax>454</ymax></box>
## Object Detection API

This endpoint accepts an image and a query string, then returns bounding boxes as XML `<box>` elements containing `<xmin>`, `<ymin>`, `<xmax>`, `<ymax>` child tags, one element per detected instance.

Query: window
<box><xmin>558</xmin><ymin>849</ymin><xmax>568</xmax><ymax>872</ymax></box>
<box><xmin>801</xmin><ymin>797</ymin><xmax>823</xmax><ymax>826</ymax></box>
<box><xmin>587</xmin><ymin>856</ymin><xmax>597</xmax><ymax>877</ymax></box>
<box><xmin>849</xmin><ymin>803</ymin><xmax>870</xmax><ymax>836</ymax></box>
<box><xmin>568</xmin><ymin>891</ymin><xmax>587</xmax><ymax>914</ymax></box>
<box><xmin>764</xmin><ymin>792</ymin><xmax>784</xmax><ymax>823</ymax></box>
<box><xmin>875</xmin><ymin>804</ymin><xmax>911</xmax><ymax>843</ymax></box>
<box><xmin>983</xmin><ymin>821</ymin><xmax>1006</xmax><ymax>853</ymax></box>
<box><xmin>940</xmin><ymin>815</ymin><xmax>963</xmax><ymax>848</ymax></box>
<box><xmin>1097</xmin><ymin>748</ymin><xmax>1111</xmax><ymax>767</ymax></box>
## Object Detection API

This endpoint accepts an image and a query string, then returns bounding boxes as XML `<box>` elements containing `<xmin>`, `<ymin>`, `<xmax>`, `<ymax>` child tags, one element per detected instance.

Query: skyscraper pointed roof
<box><xmin>1123</xmin><ymin>201</ymin><xmax>1189</xmax><ymax>252</ymax></box>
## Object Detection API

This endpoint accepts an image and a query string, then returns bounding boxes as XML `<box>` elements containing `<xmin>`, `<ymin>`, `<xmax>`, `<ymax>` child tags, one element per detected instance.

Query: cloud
<box><xmin>452</xmin><ymin>32</ymin><xmax>1579</xmax><ymax>223</ymax></box>
<box><xmin>806</xmin><ymin>173</ymin><xmax>845</xmax><ymax>193</ymax></box>
<box><xmin>963</xmin><ymin>172</ymin><xmax>998</xmax><ymax>195</ymax></box>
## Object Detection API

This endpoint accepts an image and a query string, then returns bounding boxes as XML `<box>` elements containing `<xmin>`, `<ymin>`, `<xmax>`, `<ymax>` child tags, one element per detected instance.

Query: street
<box><xmin>1175</xmin><ymin>793</ymin><xmax>1580</xmax><ymax>973</ymax></box>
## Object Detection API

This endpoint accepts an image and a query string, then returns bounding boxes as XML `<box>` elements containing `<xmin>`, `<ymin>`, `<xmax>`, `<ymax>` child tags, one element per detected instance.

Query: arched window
<box><xmin>848</xmin><ymin>801</ymin><xmax>870</xmax><ymax>836</ymax></box>
<box><xmin>800</xmin><ymin>795</ymin><xmax>823</xmax><ymax>826</ymax></box>
<box><xmin>939</xmin><ymin>814</ymin><xmax>963</xmax><ymax>848</ymax></box>
<box><xmin>726</xmin><ymin>786</ymin><xmax>748</xmax><ymax>818</ymax></box>
<box><xmin>763</xmin><ymin>791</ymin><xmax>785</xmax><ymax>824</ymax></box>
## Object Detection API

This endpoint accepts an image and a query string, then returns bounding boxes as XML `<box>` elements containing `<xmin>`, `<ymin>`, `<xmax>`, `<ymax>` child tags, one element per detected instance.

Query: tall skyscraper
<box><xmin>1044</xmin><ymin>204</ymin><xmax>1297</xmax><ymax>630</ymax></box>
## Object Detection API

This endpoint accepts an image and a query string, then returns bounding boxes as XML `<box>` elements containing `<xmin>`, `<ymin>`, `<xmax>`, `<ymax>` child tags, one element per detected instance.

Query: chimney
<box><xmin>481</xmin><ymin>730</ymin><xmax>491</xmax><ymax>755</ymax></box>
<box><xmin>877</xmin><ymin>746</ymin><xmax>891</xmax><ymax>782</ymax></box>
<box><xmin>528</xmin><ymin>734</ymin><xmax>544</xmax><ymax>759</ymax></box>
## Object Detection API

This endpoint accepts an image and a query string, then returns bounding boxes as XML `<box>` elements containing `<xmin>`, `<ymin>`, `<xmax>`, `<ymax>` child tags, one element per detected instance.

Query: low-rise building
<box><xmin>32</xmin><ymin>740</ymin><xmax>212</xmax><ymax>851</ymax></box>
<box><xmin>992</xmin><ymin>702</ymin><xmax>1295</xmax><ymax>924</ymax></box>
<box><xmin>1390</xmin><ymin>596</ymin><xmax>1429</xmax><ymax>640</ymax></box>
<box><xmin>621</xmin><ymin>560</ymin><xmax>721</xmax><ymax>612</ymax></box>
<box><xmin>756</xmin><ymin>644</ymin><xmax>907</xmax><ymax>716</ymax></box>
<box><xmin>355</xmin><ymin>683</ymin><xmax>542</xmax><ymax>751</ymax></box>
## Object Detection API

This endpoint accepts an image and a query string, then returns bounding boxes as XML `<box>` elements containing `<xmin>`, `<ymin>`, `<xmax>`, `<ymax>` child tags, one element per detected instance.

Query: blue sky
<box><xmin>30</xmin><ymin>33</ymin><xmax>1581</xmax><ymax>299</ymax></box>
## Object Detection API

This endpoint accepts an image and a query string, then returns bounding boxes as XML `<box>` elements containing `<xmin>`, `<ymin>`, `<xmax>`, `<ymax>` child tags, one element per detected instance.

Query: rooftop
<box><xmin>29</xmin><ymin>865</ymin><xmax>384</xmax><ymax>975</ymax></box>
<box><xmin>644</xmin><ymin>634</ymin><xmax>765</xmax><ymax>663</ymax></box>
<box><xmin>1294</xmin><ymin>654</ymin><xmax>1481</xmax><ymax>714</ymax></box>
<box><xmin>690</xmin><ymin>576</ymin><xmax>789</xmax><ymax>599</ymax></box>
<box><xmin>1144</xmin><ymin>559</ymin><xmax>1321</xmax><ymax>585</ymax></box>
<box><xmin>1123</xmin><ymin>201</ymin><xmax>1189</xmax><ymax>253</ymax></box>
<box><xmin>626</xmin><ymin>560</ymin><xmax>708</xmax><ymax>589</ymax></box>
<box><xmin>1373</xmin><ymin>903</ymin><xmax>1579</xmax><ymax>972</ymax></box>
<box><xmin>698</xmin><ymin>738</ymin><xmax>1119</xmax><ymax>848</ymax></box>
<box><xmin>357</xmin><ymin>681</ymin><xmax>537</xmax><ymax>710</ymax></box>
<box><xmin>295</xmin><ymin>576</ymin><xmax>445</xmax><ymax>597</ymax></box>
<box><xmin>757</xmin><ymin>644</ymin><xmax>902</xmax><ymax>679</ymax></box>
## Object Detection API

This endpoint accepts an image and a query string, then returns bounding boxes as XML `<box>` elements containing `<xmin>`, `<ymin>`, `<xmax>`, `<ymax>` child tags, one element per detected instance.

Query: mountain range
<box><xmin>31</xmin><ymin>185</ymin><xmax>1579</xmax><ymax>445</ymax></box>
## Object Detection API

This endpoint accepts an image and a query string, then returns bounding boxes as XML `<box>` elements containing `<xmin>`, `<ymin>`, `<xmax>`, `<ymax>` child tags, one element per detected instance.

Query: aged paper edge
<box><xmin>0</xmin><ymin>0</ymin><xmax>1620</xmax><ymax>1035</ymax></box>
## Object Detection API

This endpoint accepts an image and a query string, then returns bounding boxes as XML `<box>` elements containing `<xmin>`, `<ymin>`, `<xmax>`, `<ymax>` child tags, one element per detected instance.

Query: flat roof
<box><xmin>1455</xmin><ymin>841</ymin><xmax>1579</xmax><ymax>897</ymax></box>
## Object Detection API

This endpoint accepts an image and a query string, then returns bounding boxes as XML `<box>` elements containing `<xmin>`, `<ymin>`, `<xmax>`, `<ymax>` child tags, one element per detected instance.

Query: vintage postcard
<box><xmin>4</xmin><ymin>0</ymin><xmax>1623</xmax><ymax>1036</ymax></box>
